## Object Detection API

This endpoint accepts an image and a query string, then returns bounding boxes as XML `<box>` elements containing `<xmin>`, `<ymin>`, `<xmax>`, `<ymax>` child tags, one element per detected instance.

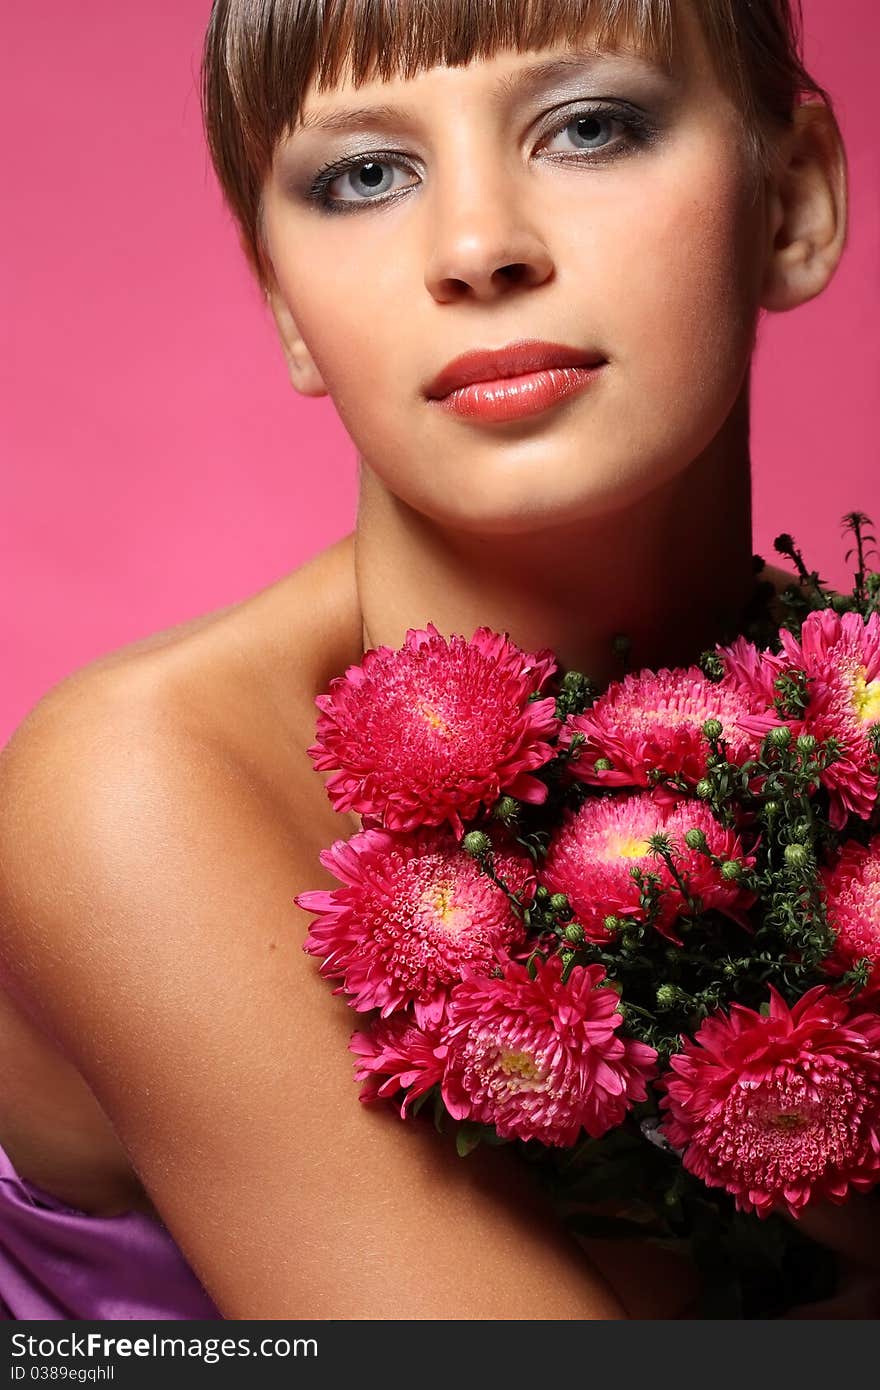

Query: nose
<box><xmin>423</xmin><ymin>148</ymin><xmax>555</xmax><ymax>303</ymax></box>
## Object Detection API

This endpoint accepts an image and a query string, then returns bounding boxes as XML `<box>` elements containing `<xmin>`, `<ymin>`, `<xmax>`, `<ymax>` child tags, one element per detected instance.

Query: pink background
<box><xmin>3</xmin><ymin>1</ymin><xmax>878</xmax><ymax>747</ymax></box>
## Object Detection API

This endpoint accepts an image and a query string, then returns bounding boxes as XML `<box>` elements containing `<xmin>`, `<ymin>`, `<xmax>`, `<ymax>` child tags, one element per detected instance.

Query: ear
<box><xmin>260</xmin><ymin>267</ymin><xmax>329</xmax><ymax>399</ymax></box>
<box><xmin>759</xmin><ymin>102</ymin><xmax>848</xmax><ymax>313</ymax></box>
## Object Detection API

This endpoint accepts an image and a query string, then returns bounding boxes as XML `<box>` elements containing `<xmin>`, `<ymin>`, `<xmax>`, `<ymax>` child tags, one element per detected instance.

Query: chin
<box><xmin>412</xmin><ymin>458</ymin><xmax>679</xmax><ymax>536</ymax></box>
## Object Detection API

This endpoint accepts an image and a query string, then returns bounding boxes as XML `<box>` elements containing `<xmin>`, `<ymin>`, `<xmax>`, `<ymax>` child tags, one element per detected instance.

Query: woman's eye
<box><xmin>308</xmin><ymin>106</ymin><xmax>653</xmax><ymax>213</ymax></box>
<box><xmin>544</xmin><ymin>110</ymin><xmax>629</xmax><ymax>157</ymax></box>
<box><xmin>313</xmin><ymin>158</ymin><xmax>414</xmax><ymax>210</ymax></box>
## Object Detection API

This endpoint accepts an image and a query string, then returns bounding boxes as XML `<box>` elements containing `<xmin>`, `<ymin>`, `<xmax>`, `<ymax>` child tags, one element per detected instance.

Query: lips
<box><xmin>424</xmin><ymin>338</ymin><xmax>607</xmax><ymax>400</ymax></box>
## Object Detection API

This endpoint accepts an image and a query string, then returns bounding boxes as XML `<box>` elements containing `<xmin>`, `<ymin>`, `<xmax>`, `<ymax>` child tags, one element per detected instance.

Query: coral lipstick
<box><xmin>434</xmin><ymin>364</ymin><xmax>604</xmax><ymax>422</ymax></box>
<box><xmin>424</xmin><ymin>338</ymin><xmax>607</xmax><ymax>423</ymax></box>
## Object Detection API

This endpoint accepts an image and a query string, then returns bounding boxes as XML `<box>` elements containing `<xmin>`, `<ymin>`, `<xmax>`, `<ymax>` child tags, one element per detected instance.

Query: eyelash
<box><xmin>305</xmin><ymin>103</ymin><xmax>660</xmax><ymax>215</ymax></box>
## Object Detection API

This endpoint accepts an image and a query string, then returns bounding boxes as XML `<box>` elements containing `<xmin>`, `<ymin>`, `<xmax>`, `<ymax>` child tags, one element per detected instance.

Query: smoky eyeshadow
<box><xmin>273</xmin><ymin>53</ymin><xmax>684</xmax><ymax>189</ymax></box>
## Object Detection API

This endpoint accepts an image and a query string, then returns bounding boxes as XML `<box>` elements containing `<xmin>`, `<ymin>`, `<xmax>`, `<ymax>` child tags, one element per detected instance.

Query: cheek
<box><xmin>274</xmin><ymin>244</ymin><xmax>411</xmax><ymax>438</ymax></box>
<box><xmin>570</xmin><ymin>153</ymin><xmax>765</xmax><ymax>469</ymax></box>
<box><xmin>600</xmin><ymin>158</ymin><xmax>764</xmax><ymax>399</ymax></box>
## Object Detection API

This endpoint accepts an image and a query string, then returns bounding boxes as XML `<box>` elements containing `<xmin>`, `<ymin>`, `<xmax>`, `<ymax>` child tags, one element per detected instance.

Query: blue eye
<box><xmin>549</xmin><ymin>112</ymin><xmax>624</xmax><ymax>154</ymax></box>
<box><xmin>316</xmin><ymin>158</ymin><xmax>408</xmax><ymax>207</ymax></box>
<box><xmin>306</xmin><ymin>103</ymin><xmax>659</xmax><ymax>215</ymax></box>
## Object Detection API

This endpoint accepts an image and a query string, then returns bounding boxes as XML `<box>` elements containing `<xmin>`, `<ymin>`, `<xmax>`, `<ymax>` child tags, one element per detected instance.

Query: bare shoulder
<box><xmin>1</xmin><ymin>531</ymin><xmax>363</xmax><ymax>823</ymax></box>
<box><xmin>0</xmin><ymin>564</ymin><xmax>629</xmax><ymax>1318</ymax></box>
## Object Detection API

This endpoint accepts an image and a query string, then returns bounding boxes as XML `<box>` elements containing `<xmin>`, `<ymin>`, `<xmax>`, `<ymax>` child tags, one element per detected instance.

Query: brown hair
<box><xmin>199</xmin><ymin>0</ymin><xmax>835</xmax><ymax>291</ymax></box>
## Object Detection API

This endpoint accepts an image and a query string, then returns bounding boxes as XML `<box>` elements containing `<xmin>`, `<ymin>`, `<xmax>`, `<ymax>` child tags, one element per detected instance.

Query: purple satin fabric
<box><xmin>0</xmin><ymin>1139</ymin><xmax>222</xmax><ymax>1320</ymax></box>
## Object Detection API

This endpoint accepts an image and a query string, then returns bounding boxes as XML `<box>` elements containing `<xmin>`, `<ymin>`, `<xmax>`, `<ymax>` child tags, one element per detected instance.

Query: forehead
<box><xmin>293</xmin><ymin>50</ymin><xmax>682</xmax><ymax>140</ymax></box>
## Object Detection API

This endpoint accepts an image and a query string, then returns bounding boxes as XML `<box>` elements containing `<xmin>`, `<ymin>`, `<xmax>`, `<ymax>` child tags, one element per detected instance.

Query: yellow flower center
<box><xmin>423</xmin><ymin>881</ymin><xmax>469</xmax><ymax>934</ymax></box>
<box><xmin>850</xmin><ymin>667</ymin><xmax>880</xmax><ymax>724</ymax></box>
<box><xmin>498</xmin><ymin>1048</ymin><xmax>541</xmax><ymax>1081</ymax></box>
<box><xmin>419</xmin><ymin>701</ymin><xmax>453</xmax><ymax>735</ymax></box>
<box><xmin>605</xmin><ymin>833</ymin><xmax>651</xmax><ymax>860</ymax></box>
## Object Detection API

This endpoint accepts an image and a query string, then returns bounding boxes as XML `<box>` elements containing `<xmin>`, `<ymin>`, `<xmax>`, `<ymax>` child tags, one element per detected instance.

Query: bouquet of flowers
<box><xmin>294</xmin><ymin>512</ymin><xmax>880</xmax><ymax>1317</ymax></box>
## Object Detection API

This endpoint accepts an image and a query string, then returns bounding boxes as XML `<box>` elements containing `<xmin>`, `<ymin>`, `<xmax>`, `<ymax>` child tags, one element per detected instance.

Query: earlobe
<box><xmin>264</xmin><ymin>281</ymin><xmax>329</xmax><ymax>399</ymax></box>
<box><xmin>759</xmin><ymin>103</ymin><xmax>848</xmax><ymax>314</ymax></box>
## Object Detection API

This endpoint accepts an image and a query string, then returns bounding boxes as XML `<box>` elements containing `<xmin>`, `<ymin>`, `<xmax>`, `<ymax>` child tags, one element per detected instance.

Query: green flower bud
<box><xmin>548</xmin><ymin>892</ymin><xmax>570</xmax><ymax>915</ymax></box>
<box><xmin>695</xmin><ymin>779</ymin><xmax>713</xmax><ymax>800</ymax></box>
<box><xmin>784</xmin><ymin>842</ymin><xmax>809</xmax><ymax>869</ymax></box>
<box><xmin>795</xmin><ymin>733</ymin><xmax>818</xmax><ymax>755</ymax></box>
<box><xmin>594</xmin><ymin>756</ymin><xmax>613</xmax><ymax>772</ymax></box>
<box><xmin>684</xmin><ymin>828</ymin><xmax>708</xmax><ymax>851</ymax></box>
<box><xmin>461</xmin><ymin>830</ymin><xmax>491</xmax><ymax>858</ymax></box>
<box><xmin>492</xmin><ymin>795</ymin><xmax>519</xmax><ymax>821</ymax></box>
<box><xmin>563</xmin><ymin>922</ymin><xmax>585</xmax><ymax>945</ymax></box>
<box><xmin>561</xmin><ymin>669</ymin><xmax>587</xmax><ymax>691</ymax></box>
<box><xmin>720</xmin><ymin>860</ymin><xmax>741</xmax><ymax>881</ymax></box>
<box><xmin>763</xmin><ymin>799</ymin><xmax>781</xmax><ymax>817</ymax></box>
<box><xmin>559</xmin><ymin>950</ymin><xmax>575</xmax><ymax>967</ymax></box>
<box><xmin>702</xmin><ymin>718</ymin><xmax>723</xmax><ymax>741</ymax></box>
<box><xmin>767</xmin><ymin>724</ymin><xmax>792</xmax><ymax>749</ymax></box>
<box><xmin>603</xmin><ymin>914</ymin><xmax>621</xmax><ymax>933</ymax></box>
<box><xmin>655</xmin><ymin>984</ymin><xmax>678</xmax><ymax>1010</ymax></box>
<box><xmin>699</xmin><ymin>652</ymin><xmax>725</xmax><ymax>681</ymax></box>
<box><xmin>535</xmin><ymin>885</ymin><xmax>550</xmax><ymax>902</ymax></box>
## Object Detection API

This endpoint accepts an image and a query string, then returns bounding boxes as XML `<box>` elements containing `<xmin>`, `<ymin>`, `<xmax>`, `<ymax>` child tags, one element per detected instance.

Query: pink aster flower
<box><xmin>295</xmin><ymin>825</ymin><xmax>535</xmax><ymax>1027</ymax></box>
<box><xmin>715</xmin><ymin>632</ymin><xmax>787</xmax><ymax>707</ymax></box>
<box><xmin>307</xmin><ymin>623</ymin><xmax>560</xmax><ymax>837</ymax></box>
<box><xmin>440</xmin><ymin>955</ymin><xmax>658</xmax><ymax>1146</ymax></box>
<box><xmin>349</xmin><ymin>1013</ymin><xmax>448</xmax><ymax>1118</ymax></box>
<box><xmin>818</xmin><ymin>833</ymin><xmax>880</xmax><ymax>998</ymax></box>
<box><xmin>539</xmin><ymin>790</ymin><xmax>757</xmax><ymax>944</ymax></box>
<box><xmin>658</xmin><ymin>985</ymin><xmax>880</xmax><ymax>1218</ymax></box>
<box><xmin>558</xmin><ymin>665</ymin><xmax>766</xmax><ymax>804</ymax></box>
<box><xmin>733</xmin><ymin>609</ymin><xmax>880</xmax><ymax>829</ymax></box>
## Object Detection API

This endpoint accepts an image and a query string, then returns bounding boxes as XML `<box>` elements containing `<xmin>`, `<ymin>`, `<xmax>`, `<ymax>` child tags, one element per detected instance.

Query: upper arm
<box><xmin>0</xmin><ymin>676</ymin><xmax>626</xmax><ymax>1320</ymax></box>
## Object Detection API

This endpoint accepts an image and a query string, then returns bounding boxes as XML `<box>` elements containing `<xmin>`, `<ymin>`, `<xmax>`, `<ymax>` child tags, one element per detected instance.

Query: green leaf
<box><xmin>455</xmin><ymin>1121</ymin><xmax>484</xmax><ymax>1157</ymax></box>
<box><xmin>409</xmin><ymin>1084</ymin><xmax>436</xmax><ymax>1119</ymax></box>
<box><xmin>432</xmin><ymin>1089</ymin><xmax>447</xmax><ymax>1134</ymax></box>
<box><xmin>480</xmin><ymin>1128</ymin><xmax>512</xmax><ymax>1147</ymax></box>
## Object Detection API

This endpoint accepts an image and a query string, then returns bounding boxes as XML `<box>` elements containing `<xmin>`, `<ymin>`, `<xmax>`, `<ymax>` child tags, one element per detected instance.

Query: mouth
<box><xmin>424</xmin><ymin>338</ymin><xmax>608</xmax><ymax>400</ymax></box>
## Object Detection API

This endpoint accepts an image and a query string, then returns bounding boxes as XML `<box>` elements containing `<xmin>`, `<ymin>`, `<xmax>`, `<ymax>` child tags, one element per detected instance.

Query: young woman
<box><xmin>0</xmin><ymin>0</ymin><xmax>861</xmax><ymax>1319</ymax></box>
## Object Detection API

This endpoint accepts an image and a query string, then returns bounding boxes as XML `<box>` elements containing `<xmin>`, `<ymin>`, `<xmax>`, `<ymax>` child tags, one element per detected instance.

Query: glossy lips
<box><xmin>425</xmin><ymin>339</ymin><xmax>607</xmax><ymax>423</ymax></box>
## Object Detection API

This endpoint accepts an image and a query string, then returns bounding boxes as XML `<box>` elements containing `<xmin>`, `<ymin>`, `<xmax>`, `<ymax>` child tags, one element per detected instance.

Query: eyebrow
<box><xmin>293</xmin><ymin>50</ymin><xmax>672</xmax><ymax>136</ymax></box>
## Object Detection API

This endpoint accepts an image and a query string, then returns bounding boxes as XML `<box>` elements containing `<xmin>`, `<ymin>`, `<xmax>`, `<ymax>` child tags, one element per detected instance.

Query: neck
<box><xmin>355</xmin><ymin>382</ymin><xmax>756</xmax><ymax>688</ymax></box>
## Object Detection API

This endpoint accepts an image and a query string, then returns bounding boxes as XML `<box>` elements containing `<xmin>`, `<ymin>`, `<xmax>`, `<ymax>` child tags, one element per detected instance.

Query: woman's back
<box><xmin>2</xmin><ymin>532</ymin><xmax>718</xmax><ymax>1318</ymax></box>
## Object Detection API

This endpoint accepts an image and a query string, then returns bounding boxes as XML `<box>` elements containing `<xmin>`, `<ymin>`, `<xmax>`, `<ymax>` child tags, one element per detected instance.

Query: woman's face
<box><xmin>262</xmin><ymin>3</ymin><xmax>771</xmax><ymax>534</ymax></box>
